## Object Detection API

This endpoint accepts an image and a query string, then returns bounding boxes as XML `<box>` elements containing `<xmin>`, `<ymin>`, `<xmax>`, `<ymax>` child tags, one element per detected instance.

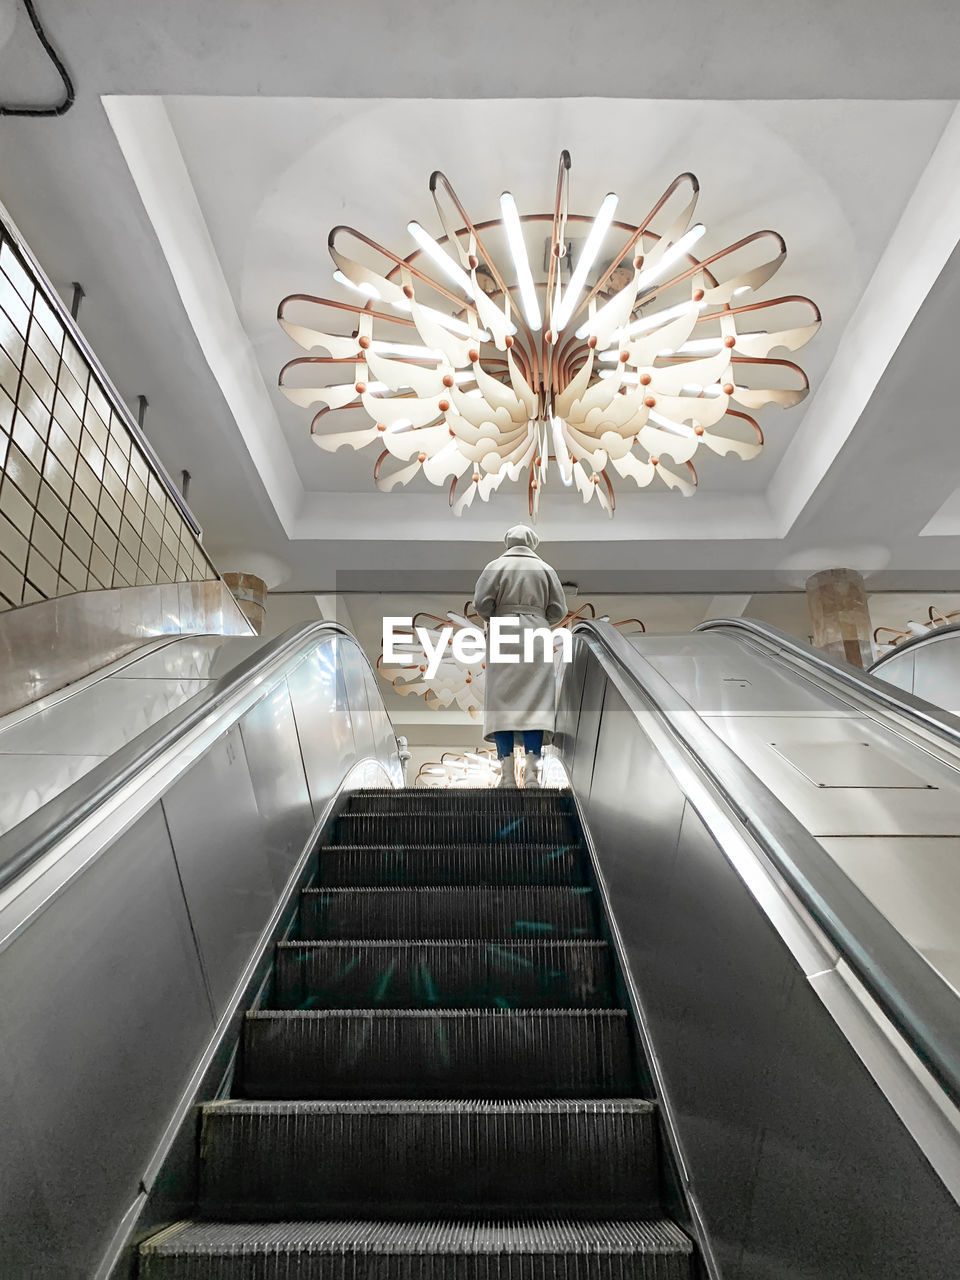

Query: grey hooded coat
<box><xmin>472</xmin><ymin>525</ymin><xmax>567</xmax><ymax>742</ymax></box>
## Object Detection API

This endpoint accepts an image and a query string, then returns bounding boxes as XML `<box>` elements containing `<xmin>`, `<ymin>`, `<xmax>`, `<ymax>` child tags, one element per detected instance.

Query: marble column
<box><xmin>222</xmin><ymin>572</ymin><xmax>267</xmax><ymax>635</ymax></box>
<box><xmin>805</xmin><ymin>568</ymin><xmax>873</xmax><ymax>668</ymax></box>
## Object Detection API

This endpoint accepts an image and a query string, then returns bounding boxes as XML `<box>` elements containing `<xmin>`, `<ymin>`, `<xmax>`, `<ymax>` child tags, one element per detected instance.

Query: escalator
<box><xmin>3</xmin><ymin>617</ymin><xmax>960</xmax><ymax>1279</ymax></box>
<box><xmin>869</xmin><ymin>618</ymin><xmax>960</xmax><ymax>716</ymax></box>
<box><xmin>140</xmin><ymin>789</ymin><xmax>693</xmax><ymax>1278</ymax></box>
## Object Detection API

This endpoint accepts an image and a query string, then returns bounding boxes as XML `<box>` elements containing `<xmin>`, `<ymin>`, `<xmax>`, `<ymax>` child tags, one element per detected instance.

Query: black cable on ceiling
<box><xmin>0</xmin><ymin>0</ymin><xmax>74</xmax><ymax>117</ymax></box>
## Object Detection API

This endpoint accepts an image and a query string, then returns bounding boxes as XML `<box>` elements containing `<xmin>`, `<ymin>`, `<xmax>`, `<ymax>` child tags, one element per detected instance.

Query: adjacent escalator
<box><xmin>139</xmin><ymin>787</ymin><xmax>695</xmax><ymax>1279</ymax></box>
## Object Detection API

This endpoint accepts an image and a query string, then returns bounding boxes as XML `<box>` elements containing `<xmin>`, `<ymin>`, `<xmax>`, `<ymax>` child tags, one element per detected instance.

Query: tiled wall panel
<box><xmin>0</xmin><ymin>223</ymin><xmax>219</xmax><ymax>613</ymax></box>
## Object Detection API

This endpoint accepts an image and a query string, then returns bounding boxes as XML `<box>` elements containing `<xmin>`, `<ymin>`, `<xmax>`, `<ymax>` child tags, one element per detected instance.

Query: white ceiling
<box><xmin>2</xmin><ymin>2</ymin><xmax>960</xmax><ymax>596</ymax></box>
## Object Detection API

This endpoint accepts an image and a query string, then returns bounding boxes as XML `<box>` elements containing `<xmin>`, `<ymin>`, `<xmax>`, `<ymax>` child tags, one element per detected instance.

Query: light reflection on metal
<box><xmin>874</xmin><ymin>606</ymin><xmax>960</xmax><ymax>657</ymax></box>
<box><xmin>378</xmin><ymin>602</ymin><xmax>644</xmax><ymax>718</ymax></box>
<box><xmin>279</xmin><ymin>153</ymin><xmax>818</xmax><ymax>519</ymax></box>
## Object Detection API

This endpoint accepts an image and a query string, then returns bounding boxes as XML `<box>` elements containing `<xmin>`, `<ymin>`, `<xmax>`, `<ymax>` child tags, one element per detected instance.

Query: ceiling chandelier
<box><xmin>874</xmin><ymin>606</ymin><xmax>960</xmax><ymax>657</ymax></box>
<box><xmin>278</xmin><ymin>152</ymin><xmax>819</xmax><ymax>518</ymax></box>
<box><xmin>415</xmin><ymin>750</ymin><xmax>501</xmax><ymax>789</ymax></box>
<box><xmin>378</xmin><ymin>602</ymin><xmax>645</xmax><ymax>718</ymax></box>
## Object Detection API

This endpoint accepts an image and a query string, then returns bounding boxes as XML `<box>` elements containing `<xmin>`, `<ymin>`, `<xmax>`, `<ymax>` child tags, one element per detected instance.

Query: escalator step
<box><xmin>272</xmin><ymin>939</ymin><xmax>617</xmax><ymax>1009</ymax></box>
<box><xmin>298</xmin><ymin>887</ymin><xmax>598</xmax><ymax>940</ymax></box>
<box><xmin>140</xmin><ymin>1218</ymin><xmax>693</xmax><ymax>1279</ymax></box>
<box><xmin>332</xmin><ymin>812</ymin><xmax>575</xmax><ymax>846</ymax></box>
<box><xmin>344</xmin><ymin>788</ymin><xmax>574</xmax><ymax>815</ymax></box>
<box><xmin>315</xmin><ymin>843</ymin><xmax>587</xmax><ymax>886</ymax></box>
<box><xmin>241</xmin><ymin>1008</ymin><xmax>636</xmax><ymax>1099</ymax></box>
<box><xmin>198</xmin><ymin>1099</ymin><xmax>659</xmax><ymax>1219</ymax></box>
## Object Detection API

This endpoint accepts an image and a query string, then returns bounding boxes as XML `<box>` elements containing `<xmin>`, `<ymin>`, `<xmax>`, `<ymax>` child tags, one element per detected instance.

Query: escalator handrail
<box><xmin>0</xmin><ymin>621</ymin><xmax>388</xmax><ymax>895</ymax></box>
<box><xmin>575</xmin><ymin>619</ymin><xmax>960</xmax><ymax>1109</ymax></box>
<box><xmin>695</xmin><ymin>616</ymin><xmax>960</xmax><ymax>750</ymax></box>
<box><xmin>869</xmin><ymin>619</ymin><xmax>960</xmax><ymax>671</ymax></box>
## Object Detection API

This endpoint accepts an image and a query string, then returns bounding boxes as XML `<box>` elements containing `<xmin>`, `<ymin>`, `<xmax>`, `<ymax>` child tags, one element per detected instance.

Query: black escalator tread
<box><xmin>199</xmin><ymin>1099</ymin><xmax>660</xmax><ymax>1220</ymax></box>
<box><xmin>299</xmin><ymin>886</ymin><xmax>598</xmax><ymax>941</ymax></box>
<box><xmin>316</xmin><ymin>843</ymin><xmax>587</xmax><ymax>886</ymax></box>
<box><xmin>140</xmin><ymin>1219</ymin><xmax>693</xmax><ymax>1279</ymax></box>
<box><xmin>241</xmin><ymin>1008</ymin><xmax>636</xmax><ymax>1099</ymax></box>
<box><xmin>272</xmin><ymin>939</ymin><xmax>617</xmax><ymax>1009</ymax></box>
<box><xmin>333</xmin><ymin>811</ymin><xmax>573</xmax><ymax>845</ymax></box>
<box><xmin>344</xmin><ymin>788</ymin><xmax>574</xmax><ymax>814</ymax></box>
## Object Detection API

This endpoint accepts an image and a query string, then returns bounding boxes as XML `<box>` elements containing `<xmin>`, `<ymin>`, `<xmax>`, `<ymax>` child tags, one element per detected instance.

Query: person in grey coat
<box><xmin>473</xmin><ymin>525</ymin><xmax>567</xmax><ymax>789</ymax></box>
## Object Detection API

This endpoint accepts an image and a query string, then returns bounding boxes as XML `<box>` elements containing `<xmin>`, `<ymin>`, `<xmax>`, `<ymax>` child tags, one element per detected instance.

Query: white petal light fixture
<box><xmin>873</xmin><ymin>606</ymin><xmax>960</xmax><ymax>657</ymax></box>
<box><xmin>416</xmin><ymin>750</ymin><xmax>502</xmax><ymax>789</ymax></box>
<box><xmin>279</xmin><ymin>152</ymin><xmax>820</xmax><ymax>519</ymax></box>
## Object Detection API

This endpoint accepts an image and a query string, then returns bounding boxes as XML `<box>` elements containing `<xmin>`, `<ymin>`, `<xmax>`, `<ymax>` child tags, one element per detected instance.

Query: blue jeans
<box><xmin>493</xmin><ymin>730</ymin><xmax>543</xmax><ymax>760</ymax></box>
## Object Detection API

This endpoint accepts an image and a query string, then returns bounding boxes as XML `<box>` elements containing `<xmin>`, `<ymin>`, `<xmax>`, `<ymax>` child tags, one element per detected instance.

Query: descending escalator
<box><xmin>139</xmin><ymin>788</ymin><xmax>695</xmax><ymax>1279</ymax></box>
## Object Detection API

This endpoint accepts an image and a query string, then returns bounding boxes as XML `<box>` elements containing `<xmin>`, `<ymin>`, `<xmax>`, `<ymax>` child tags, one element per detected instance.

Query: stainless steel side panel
<box><xmin>238</xmin><ymin>682</ymin><xmax>315</xmax><ymax>894</ymax></box>
<box><xmin>0</xmin><ymin>624</ymin><xmax>400</xmax><ymax>1279</ymax></box>
<box><xmin>910</xmin><ymin>638</ymin><xmax>960</xmax><ymax>713</ymax></box>
<box><xmin>0</xmin><ymin>804</ymin><xmax>214</xmax><ymax>1276</ymax></box>
<box><xmin>562</xmin><ymin>634</ymin><xmax>960</xmax><ymax>1280</ymax></box>
<box><xmin>287</xmin><ymin>638</ymin><xmax>357</xmax><ymax>814</ymax></box>
<box><xmin>340</xmin><ymin>637</ymin><xmax>375</xmax><ymax>760</ymax></box>
<box><xmin>160</xmin><ymin>724</ymin><xmax>278</xmax><ymax>1016</ymax></box>
<box><xmin>872</xmin><ymin>626</ymin><xmax>960</xmax><ymax>716</ymax></box>
<box><xmin>872</xmin><ymin>648</ymin><xmax>915</xmax><ymax>696</ymax></box>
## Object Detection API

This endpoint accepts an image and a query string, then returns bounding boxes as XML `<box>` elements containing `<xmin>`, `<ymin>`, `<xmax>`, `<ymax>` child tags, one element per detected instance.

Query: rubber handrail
<box><xmin>695</xmin><ymin>616</ymin><xmax>960</xmax><ymax>749</ymax></box>
<box><xmin>869</xmin><ymin>620</ymin><xmax>960</xmax><ymax>671</ymax></box>
<box><xmin>575</xmin><ymin>619</ymin><xmax>960</xmax><ymax>1109</ymax></box>
<box><xmin>0</xmin><ymin>621</ymin><xmax>388</xmax><ymax>894</ymax></box>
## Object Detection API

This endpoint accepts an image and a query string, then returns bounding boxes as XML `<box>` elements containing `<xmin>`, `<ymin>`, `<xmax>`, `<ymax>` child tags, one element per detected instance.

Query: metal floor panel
<box><xmin>821</xmin><ymin>836</ymin><xmax>960</xmax><ymax>995</ymax></box>
<box><xmin>704</xmin><ymin>713</ymin><xmax>960</xmax><ymax>836</ymax></box>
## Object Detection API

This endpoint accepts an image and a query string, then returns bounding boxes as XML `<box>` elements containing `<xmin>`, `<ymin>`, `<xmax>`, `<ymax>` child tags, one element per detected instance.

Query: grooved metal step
<box><xmin>272</xmin><ymin>939</ymin><xmax>617</xmax><ymax>1009</ymax></box>
<box><xmin>299</xmin><ymin>886</ymin><xmax>598</xmax><ymax>941</ymax></box>
<box><xmin>241</xmin><ymin>1009</ymin><xmax>636</xmax><ymax>1099</ymax></box>
<box><xmin>198</xmin><ymin>1099</ymin><xmax>659</xmax><ymax>1220</ymax></box>
<box><xmin>315</xmin><ymin>844</ymin><xmax>587</xmax><ymax>887</ymax></box>
<box><xmin>140</xmin><ymin>1219</ymin><xmax>694</xmax><ymax>1279</ymax></box>
<box><xmin>344</xmin><ymin>788</ymin><xmax>574</xmax><ymax>815</ymax></box>
<box><xmin>332</xmin><ymin>812</ymin><xmax>574</xmax><ymax>846</ymax></box>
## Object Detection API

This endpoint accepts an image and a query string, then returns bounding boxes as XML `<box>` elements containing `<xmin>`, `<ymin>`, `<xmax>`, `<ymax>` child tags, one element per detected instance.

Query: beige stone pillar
<box><xmin>222</xmin><ymin>572</ymin><xmax>267</xmax><ymax>635</ymax></box>
<box><xmin>805</xmin><ymin>568</ymin><xmax>873</xmax><ymax>668</ymax></box>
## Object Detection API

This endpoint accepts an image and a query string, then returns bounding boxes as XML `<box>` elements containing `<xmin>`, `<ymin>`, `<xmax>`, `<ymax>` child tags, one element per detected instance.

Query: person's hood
<box><xmin>503</xmin><ymin>524</ymin><xmax>540</xmax><ymax>551</ymax></box>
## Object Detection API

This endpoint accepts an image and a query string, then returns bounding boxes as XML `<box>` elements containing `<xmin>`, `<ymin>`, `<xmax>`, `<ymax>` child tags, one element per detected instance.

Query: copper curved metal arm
<box><xmin>310</xmin><ymin>395</ymin><xmax>431</xmax><ymax>435</ymax></box>
<box><xmin>724</xmin><ymin>409</ymin><xmax>764</xmax><ymax>445</ymax></box>
<box><xmin>698</xmin><ymin>293</ymin><xmax>822</xmax><ymax>325</ymax></box>
<box><xmin>328</xmin><ymin>224</ymin><xmax>480</xmax><ymax>320</ymax></box>
<box><xmin>278</xmin><ymin>293</ymin><xmax>419</xmax><ymax>330</ymax></box>
<box><xmin>546</xmin><ymin>150</ymin><xmax>572</xmax><ymax>335</ymax></box>
<box><xmin>430</xmin><ymin>170</ymin><xmax>541</xmax><ymax>386</ymax></box>
<box><xmin>574</xmin><ymin>173</ymin><xmax>701</xmax><ymax>328</ymax></box>
<box><xmin>638</xmin><ymin>229</ymin><xmax>788</xmax><ymax>309</ymax></box>
<box><xmin>279</xmin><ymin>355</ymin><xmax>357</xmax><ymax>386</ymax></box>
<box><xmin>411</xmin><ymin>611</ymin><xmax>452</xmax><ymax>630</ymax></box>
<box><xmin>730</xmin><ymin>355</ymin><xmax>810</xmax><ymax>391</ymax></box>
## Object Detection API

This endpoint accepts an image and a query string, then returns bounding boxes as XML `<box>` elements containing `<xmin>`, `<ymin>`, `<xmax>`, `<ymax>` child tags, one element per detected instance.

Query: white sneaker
<box><xmin>498</xmin><ymin>756</ymin><xmax>517</xmax><ymax>788</ymax></box>
<box><xmin>523</xmin><ymin>751</ymin><xmax>541</xmax><ymax>790</ymax></box>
